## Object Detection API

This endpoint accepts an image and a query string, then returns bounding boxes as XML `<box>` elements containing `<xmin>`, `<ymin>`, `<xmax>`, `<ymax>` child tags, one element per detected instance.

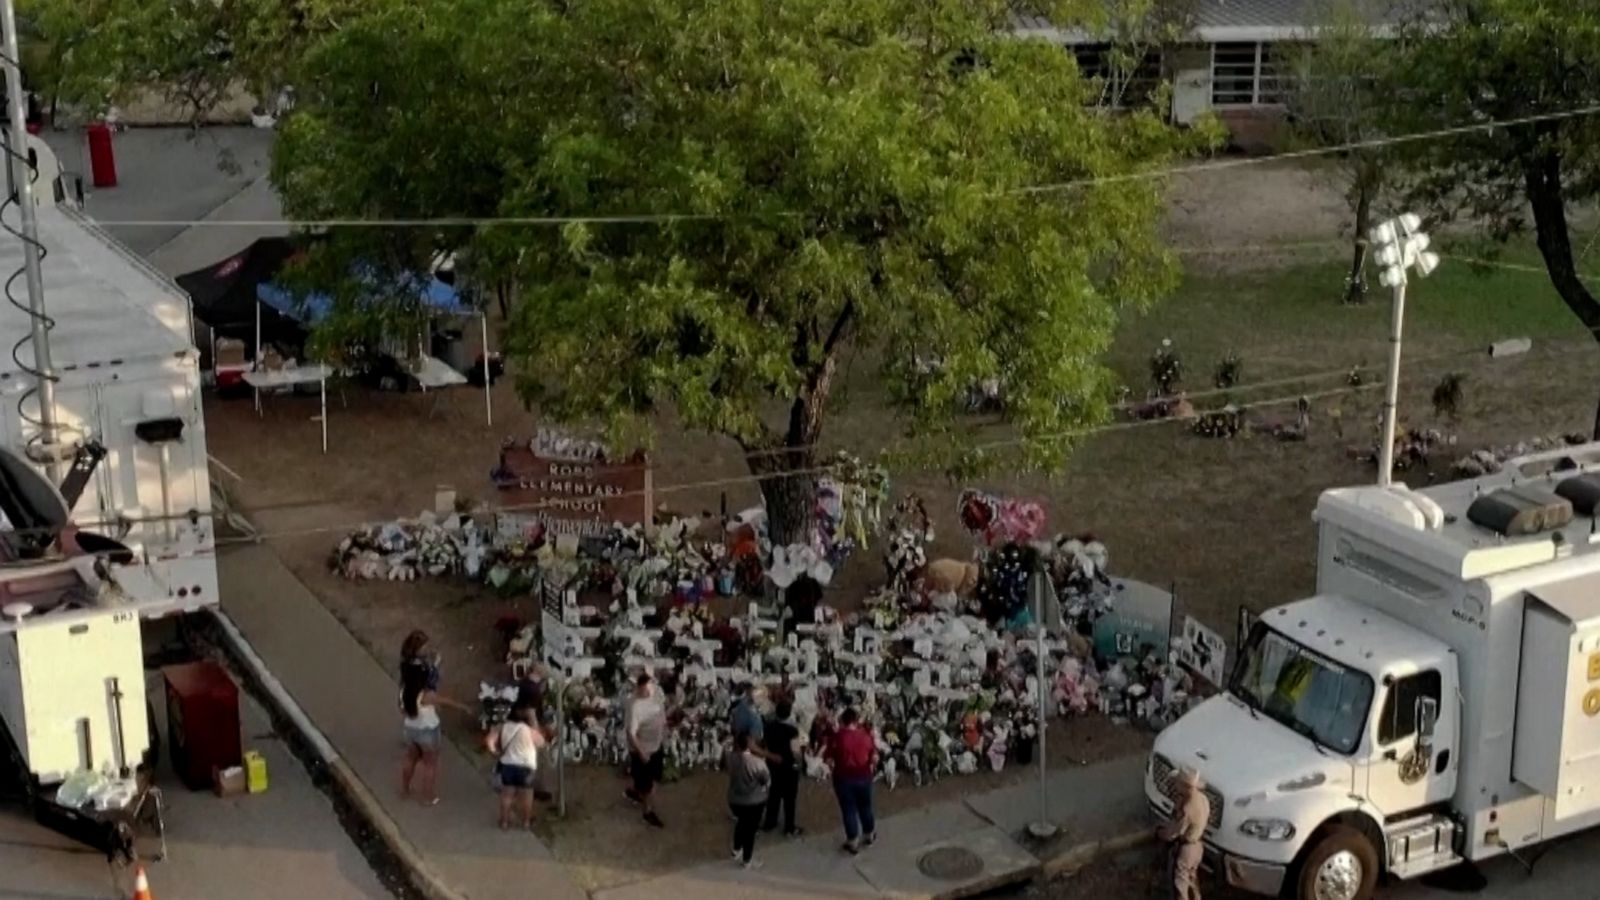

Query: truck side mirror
<box><xmin>1415</xmin><ymin>697</ymin><xmax>1438</xmax><ymax>750</ymax></box>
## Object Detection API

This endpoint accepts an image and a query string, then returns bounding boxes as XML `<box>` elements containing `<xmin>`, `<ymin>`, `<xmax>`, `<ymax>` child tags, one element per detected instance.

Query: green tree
<box><xmin>17</xmin><ymin>0</ymin><xmax>365</xmax><ymax>122</ymax></box>
<box><xmin>1387</xmin><ymin>0</ymin><xmax>1600</xmax><ymax>432</ymax></box>
<box><xmin>1282</xmin><ymin>2</ymin><xmax>1391</xmax><ymax>305</ymax></box>
<box><xmin>271</xmin><ymin>0</ymin><xmax>1205</xmax><ymax>542</ymax></box>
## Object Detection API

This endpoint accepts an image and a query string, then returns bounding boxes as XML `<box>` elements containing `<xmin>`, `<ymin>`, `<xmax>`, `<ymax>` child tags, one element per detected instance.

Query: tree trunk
<box><xmin>495</xmin><ymin>280</ymin><xmax>513</xmax><ymax>320</ymax></box>
<box><xmin>1521</xmin><ymin>148</ymin><xmax>1600</xmax><ymax>438</ymax></box>
<box><xmin>752</xmin><ymin>453</ymin><xmax>817</xmax><ymax>547</ymax></box>
<box><xmin>743</xmin><ymin>304</ymin><xmax>852</xmax><ymax>547</ymax></box>
<box><xmin>1344</xmin><ymin>173</ymin><xmax>1375</xmax><ymax>305</ymax></box>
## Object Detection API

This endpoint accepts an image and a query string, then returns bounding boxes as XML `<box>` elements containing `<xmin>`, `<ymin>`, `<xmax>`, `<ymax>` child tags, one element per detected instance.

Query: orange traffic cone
<box><xmin>130</xmin><ymin>864</ymin><xmax>154</xmax><ymax>900</ymax></box>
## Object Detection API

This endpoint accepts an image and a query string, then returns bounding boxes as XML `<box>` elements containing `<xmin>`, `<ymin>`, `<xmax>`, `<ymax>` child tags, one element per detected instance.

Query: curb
<box><xmin>207</xmin><ymin>608</ymin><xmax>471</xmax><ymax>900</ymax></box>
<box><xmin>1038</xmin><ymin>829</ymin><xmax>1154</xmax><ymax>879</ymax></box>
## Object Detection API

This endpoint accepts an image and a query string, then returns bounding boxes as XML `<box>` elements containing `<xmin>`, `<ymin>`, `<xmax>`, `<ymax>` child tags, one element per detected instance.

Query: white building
<box><xmin>1014</xmin><ymin>0</ymin><xmax>1391</xmax><ymax>148</ymax></box>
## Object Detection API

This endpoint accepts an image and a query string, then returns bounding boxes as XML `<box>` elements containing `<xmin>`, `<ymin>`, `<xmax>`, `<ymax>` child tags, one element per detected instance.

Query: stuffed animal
<box><xmin>921</xmin><ymin>559</ymin><xmax>980</xmax><ymax>597</ymax></box>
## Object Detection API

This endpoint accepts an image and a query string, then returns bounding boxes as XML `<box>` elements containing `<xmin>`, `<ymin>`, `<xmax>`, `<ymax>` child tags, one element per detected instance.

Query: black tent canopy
<box><xmin>176</xmin><ymin>237</ymin><xmax>310</xmax><ymax>350</ymax></box>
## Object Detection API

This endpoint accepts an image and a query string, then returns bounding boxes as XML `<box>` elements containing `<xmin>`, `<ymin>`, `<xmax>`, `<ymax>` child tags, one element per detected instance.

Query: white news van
<box><xmin>0</xmin><ymin>136</ymin><xmax>218</xmax><ymax>852</ymax></box>
<box><xmin>1148</xmin><ymin>445</ymin><xmax>1600</xmax><ymax>900</ymax></box>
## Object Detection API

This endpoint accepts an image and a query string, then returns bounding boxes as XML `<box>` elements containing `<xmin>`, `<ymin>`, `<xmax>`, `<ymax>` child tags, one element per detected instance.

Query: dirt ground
<box><xmin>203</xmin><ymin>161</ymin><xmax>1600</xmax><ymax>892</ymax></box>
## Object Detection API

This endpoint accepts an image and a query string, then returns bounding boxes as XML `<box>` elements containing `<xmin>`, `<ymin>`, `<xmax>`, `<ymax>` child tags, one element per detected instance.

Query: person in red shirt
<box><xmin>824</xmin><ymin>708</ymin><xmax>879</xmax><ymax>854</ymax></box>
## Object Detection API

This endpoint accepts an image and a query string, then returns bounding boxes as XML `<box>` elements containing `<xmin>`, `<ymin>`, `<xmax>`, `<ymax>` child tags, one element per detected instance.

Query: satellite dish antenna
<box><xmin>0</xmin><ymin>446</ymin><xmax>71</xmax><ymax>560</ymax></box>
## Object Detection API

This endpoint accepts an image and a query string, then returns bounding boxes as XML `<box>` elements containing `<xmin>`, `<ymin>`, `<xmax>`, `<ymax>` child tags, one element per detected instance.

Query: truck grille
<box><xmin>1151</xmin><ymin>754</ymin><xmax>1223</xmax><ymax>830</ymax></box>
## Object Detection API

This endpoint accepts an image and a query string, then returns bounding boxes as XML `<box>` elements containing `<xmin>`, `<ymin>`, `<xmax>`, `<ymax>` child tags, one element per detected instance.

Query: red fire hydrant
<box><xmin>86</xmin><ymin>122</ymin><xmax>116</xmax><ymax>188</ymax></box>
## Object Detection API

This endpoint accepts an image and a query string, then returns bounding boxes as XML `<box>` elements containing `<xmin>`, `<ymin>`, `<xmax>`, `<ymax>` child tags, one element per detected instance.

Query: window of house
<box><xmin>1211</xmin><ymin>42</ymin><xmax>1259</xmax><ymax>105</ymax></box>
<box><xmin>1377</xmin><ymin>670</ymin><xmax>1443</xmax><ymax>745</ymax></box>
<box><xmin>1256</xmin><ymin>43</ymin><xmax>1289</xmax><ymax>104</ymax></box>
<box><xmin>1073</xmin><ymin>43</ymin><xmax>1163</xmax><ymax>108</ymax></box>
<box><xmin>1073</xmin><ymin>44</ymin><xmax>1114</xmax><ymax>84</ymax></box>
<box><xmin>1210</xmin><ymin>42</ymin><xmax>1296</xmax><ymax>106</ymax></box>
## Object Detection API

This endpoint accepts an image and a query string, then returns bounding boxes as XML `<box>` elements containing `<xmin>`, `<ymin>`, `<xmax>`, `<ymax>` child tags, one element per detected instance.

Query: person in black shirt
<box><xmin>761</xmin><ymin>701</ymin><xmax>803</xmax><ymax>836</ymax></box>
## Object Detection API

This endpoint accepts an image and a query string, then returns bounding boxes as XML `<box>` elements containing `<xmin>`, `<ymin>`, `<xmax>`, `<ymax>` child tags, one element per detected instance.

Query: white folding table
<box><xmin>243</xmin><ymin>364</ymin><xmax>334</xmax><ymax>453</ymax></box>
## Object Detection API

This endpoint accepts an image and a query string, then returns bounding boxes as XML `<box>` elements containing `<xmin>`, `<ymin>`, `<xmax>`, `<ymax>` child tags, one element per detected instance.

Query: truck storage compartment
<box><xmin>1514</xmin><ymin>577</ymin><xmax>1600</xmax><ymax>821</ymax></box>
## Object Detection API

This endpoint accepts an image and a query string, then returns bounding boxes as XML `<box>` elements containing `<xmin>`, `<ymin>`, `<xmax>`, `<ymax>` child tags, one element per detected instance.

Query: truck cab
<box><xmin>1148</xmin><ymin>594</ymin><xmax>1460</xmax><ymax>900</ymax></box>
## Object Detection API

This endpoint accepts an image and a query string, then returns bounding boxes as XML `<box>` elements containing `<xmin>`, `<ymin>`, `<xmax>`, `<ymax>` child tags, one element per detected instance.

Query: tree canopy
<box><xmin>1282</xmin><ymin>1</ymin><xmax>1392</xmax><ymax>304</ymax></box>
<box><xmin>17</xmin><ymin>0</ymin><xmax>371</xmax><ymax>120</ymax></box>
<box><xmin>30</xmin><ymin>0</ymin><xmax>1208</xmax><ymax>541</ymax></box>
<box><xmin>1386</xmin><ymin>0</ymin><xmax>1600</xmax><ymax>427</ymax></box>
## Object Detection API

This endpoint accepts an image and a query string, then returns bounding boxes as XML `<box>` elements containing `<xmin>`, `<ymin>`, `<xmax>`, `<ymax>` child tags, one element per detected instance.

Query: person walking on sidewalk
<box><xmin>399</xmin><ymin>630</ymin><xmax>468</xmax><ymax>805</ymax></box>
<box><xmin>726</xmin><ymin>730</ymin><xmax>771</xmax><ymax>869</ymax></box>
<box><xmin>761</xmin><ymin>700</ymin><xmax>803</xmax><ymax>837</ymax></box>
<box><xmin>624</xmin><ymin>673</ymin><xmax>668</xmax><ymax>828</ymax></box>
<box><xmin>487</xmin><ymin>704</ymin><xmax>546</xmax><ymax>830</ymax></box>
<box><xmin>1158</xmin><ymin>766</ymin><xmax>1210</xmax><ymax>900</ymax></box>
<box><xmin>825</xmin><ymin>708</ymin><xmax>878</xmax><ymax>854</ymax></box>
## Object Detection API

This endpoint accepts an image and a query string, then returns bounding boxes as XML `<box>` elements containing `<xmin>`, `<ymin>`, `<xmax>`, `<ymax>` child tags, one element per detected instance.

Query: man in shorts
<box><xmin>624</xmin><ymin>673</ymin><xmax>668</xmax><ymax>828</ymax></box>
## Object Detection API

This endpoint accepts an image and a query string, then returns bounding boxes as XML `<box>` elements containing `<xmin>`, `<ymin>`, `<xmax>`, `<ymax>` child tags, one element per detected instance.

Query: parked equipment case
<box><xmin>162</xmin><ymin>662</ymin><xmax>240</xmax><ymax>791</ymax></box>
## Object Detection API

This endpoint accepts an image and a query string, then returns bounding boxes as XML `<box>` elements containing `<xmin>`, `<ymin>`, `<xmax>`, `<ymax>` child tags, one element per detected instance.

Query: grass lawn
<box><xmin>1108</xmin><ymin>239</ymin><xmax>1591</xmax><ymax>390</ymax></box>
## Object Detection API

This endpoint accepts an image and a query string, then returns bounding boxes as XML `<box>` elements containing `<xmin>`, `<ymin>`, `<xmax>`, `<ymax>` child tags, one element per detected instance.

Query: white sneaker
<box><xmin>742</xmin><ymin>859</ymin><xmax>763</xmax><ymax>870</ymax></box>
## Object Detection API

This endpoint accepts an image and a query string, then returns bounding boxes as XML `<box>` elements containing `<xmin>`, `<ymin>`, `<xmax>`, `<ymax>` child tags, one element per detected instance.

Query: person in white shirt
<box><xmin>624</xmin><ymin>674</ymin><xmax>668</xmax><ymax>828</ymax></box>
<box><xmin>487</xmin><ymin>704</ymin><xmax>547</xmax><ymax>830</ymax></box>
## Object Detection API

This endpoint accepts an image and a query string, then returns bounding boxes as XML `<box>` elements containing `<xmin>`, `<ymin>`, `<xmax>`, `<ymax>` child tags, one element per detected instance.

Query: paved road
<box><xmin>1038</xmin><ymin>831</ymin><xmax>1600</xmax><ymax>900</ymax></box>
<box><xmin>0</xmin><ymin>673</ymin><xmax>393</xmax><ymax>900</ymax></box>
<box><xmin>40</xmin><ymin>126</ymin><xmax>274</xmax><ymax>256</ymax></box>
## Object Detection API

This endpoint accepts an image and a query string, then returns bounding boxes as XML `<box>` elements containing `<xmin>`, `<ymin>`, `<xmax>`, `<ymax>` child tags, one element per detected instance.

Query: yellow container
<box><xmin>243</xmin><ymin>750</ymin><xmax>269</xmax><ymax>794</ymax></box>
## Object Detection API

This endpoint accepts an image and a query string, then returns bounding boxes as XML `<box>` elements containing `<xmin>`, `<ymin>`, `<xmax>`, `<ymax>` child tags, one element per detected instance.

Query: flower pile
<box><xmin>517</xmin><ymin>531</ymin><xmax>1206</xmax><ymax>788</ymax></box>
<box><xmin>330</xmin><ymin>512</ymin><xmax>490</xmax><ymax>582</ymax></box>
<box><xmin>1449</xmin><ymin>433</ymin><xmax>1589</xmax><ymax>480</ymax></box>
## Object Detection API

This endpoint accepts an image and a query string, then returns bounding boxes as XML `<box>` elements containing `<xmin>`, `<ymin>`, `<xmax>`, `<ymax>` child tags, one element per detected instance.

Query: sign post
<box><xmin>1026</xmin><ymin>566</ymin><xmax>1059</xmax><ymax>840</ymax></box>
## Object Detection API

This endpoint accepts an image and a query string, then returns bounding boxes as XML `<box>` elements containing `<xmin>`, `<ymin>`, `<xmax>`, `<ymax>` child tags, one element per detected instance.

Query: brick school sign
<box><xmin>491</xmin><ymin>432</ymin><xmax>651</xmax><ymax>538</ymax></box>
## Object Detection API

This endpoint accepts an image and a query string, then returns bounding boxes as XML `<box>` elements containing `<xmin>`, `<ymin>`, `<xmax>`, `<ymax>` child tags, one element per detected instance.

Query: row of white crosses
<box><xmin>543</xmin><ymin>586</ymin><xmax>606</xmax><ymax>679</ymax></box>
<box><xmin>612</xmin><ymin>589</ymin><xmax>674</xmax><ymax>677</ymax></box>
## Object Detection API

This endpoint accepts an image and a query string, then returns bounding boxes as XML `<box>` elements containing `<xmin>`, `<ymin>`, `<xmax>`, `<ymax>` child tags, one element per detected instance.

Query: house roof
<box><xmin>1013</xmin><ymin>0</ymin><xmax>1395</xmax><ymax>44</ymax></box>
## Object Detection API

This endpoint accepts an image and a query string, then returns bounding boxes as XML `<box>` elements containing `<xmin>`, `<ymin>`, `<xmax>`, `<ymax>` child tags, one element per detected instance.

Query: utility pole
<box><xmin>0</xmin><ymin>0</ymin><xmax>61</xmax><ymax>478</ymax></box>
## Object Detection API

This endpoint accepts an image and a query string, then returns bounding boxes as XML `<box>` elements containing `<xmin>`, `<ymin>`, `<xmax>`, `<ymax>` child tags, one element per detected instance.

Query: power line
<box><xmin>193</xmin><ymin>338</ymin><xmax>1588</xmax><ymax>551</ymax></box>
<box><xmin>1013</xmin><ymin>104</ymin><xmax>1600</xmax><ymax>196</ymax></box>
<box><xmin>0</xmin><ymin>334</ymin><xmax>1586</xmax><ymax>558</ymax></box>
<box><xmin>74</xmin><ymin>105</ymin><xmax>1600</xmax><ymax>231</ymax></box>
<box><xmin>736</xmin><ymin>333</ymin><xmax>1521</xmax><ymax>462</ymax></box>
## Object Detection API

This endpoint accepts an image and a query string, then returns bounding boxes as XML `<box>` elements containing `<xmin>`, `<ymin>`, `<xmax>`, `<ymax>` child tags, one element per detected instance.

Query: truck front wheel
<box><xmin>1292</xmin><ymin>825</ymin><xmax>1378</xmax><ymax>900</ymax></box>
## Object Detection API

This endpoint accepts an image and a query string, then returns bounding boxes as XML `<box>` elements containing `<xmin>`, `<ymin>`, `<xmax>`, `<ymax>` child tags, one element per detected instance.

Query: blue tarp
<box><xmin>255</xmin><ymin>270</ymin><xmax>469</xmax><ymax>326</ymax></box>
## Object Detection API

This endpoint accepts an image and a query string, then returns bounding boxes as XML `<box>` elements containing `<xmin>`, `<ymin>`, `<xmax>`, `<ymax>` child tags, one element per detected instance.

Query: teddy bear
<box><xmin>920</xmin><ymin>558</ymin><xmax>981</xmax><ymax>598</ymax></box>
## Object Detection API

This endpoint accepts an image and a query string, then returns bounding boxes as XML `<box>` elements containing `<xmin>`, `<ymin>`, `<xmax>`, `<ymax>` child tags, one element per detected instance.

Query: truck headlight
<box><xmin>1239</xmin><ymin>818</ymin><xmax>1296</xmax><ymax>841</ymax></box>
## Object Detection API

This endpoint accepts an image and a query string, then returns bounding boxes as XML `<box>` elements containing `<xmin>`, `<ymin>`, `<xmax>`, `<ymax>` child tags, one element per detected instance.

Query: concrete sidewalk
<box><xmin>594</xmin><ymin>756</ymin><xmax>1150</xmax><ymax>900</ymax></box>
<box><xmin>219</xmin><ymin>543</ymin><xmax>589</xmax><ymax>900</ymax></box>
<box><xmin>218</xmin><ymin>541</ymin><xmax>1154</xmax><ymax>900</ymax></box>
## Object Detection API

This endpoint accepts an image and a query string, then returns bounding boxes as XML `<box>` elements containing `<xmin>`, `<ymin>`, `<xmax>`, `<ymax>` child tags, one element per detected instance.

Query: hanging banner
<box><xmin>1178</xmin><ymin>615</ymin><xmax>1229</xmax><ymax>688</ymax></box>
<box><xmin>492</xmin><ymin>429</ymin><xmax>650</xmax><ymax>538</ymax></box>
<box><xmin>1091</xmin><ymin>578</ymin><xmax>1174</xmax><ymax>662</ymax></box>
<box><xmin>539</xmin><ymin>576</ymin><xmax>580</xmax><ymax>672</ymax></box>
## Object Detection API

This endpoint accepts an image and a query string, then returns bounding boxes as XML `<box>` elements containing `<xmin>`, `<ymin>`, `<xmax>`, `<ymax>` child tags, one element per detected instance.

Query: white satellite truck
<box><xmin>0</xmin><ymin>135</ymin><xmax>217</xmax><ymax>853</ymax></box>
<box><xmin>1147</xmin><ymin>445</ymin><xmax>1600</xmax><ymax>900</ymax></box>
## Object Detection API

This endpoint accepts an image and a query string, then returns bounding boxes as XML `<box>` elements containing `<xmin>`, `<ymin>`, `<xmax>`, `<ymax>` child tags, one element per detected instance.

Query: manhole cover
<box><xmin>917</xmin><ymin>846</ymin><xmax>986</xmax><ymax>881</ymax></box>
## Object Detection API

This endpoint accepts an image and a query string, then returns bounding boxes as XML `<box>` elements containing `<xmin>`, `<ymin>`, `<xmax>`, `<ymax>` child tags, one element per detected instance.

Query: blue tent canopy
<box><xmin>255</xmin><ymin>269</ymin><xmax>469</xmax><ymax>326</ymax></box>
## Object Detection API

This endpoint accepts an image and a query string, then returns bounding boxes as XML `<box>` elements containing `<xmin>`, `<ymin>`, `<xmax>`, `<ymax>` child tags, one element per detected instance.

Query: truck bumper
<box><xmin>1215</xmin><ymin>850</ymin><xmax>1287</xmax><ymax>896</ymax></box>
<box><xmin>1148</xmin><ymin>800</ymin><xmax>1287</xmax><ymax>897</ymax></box>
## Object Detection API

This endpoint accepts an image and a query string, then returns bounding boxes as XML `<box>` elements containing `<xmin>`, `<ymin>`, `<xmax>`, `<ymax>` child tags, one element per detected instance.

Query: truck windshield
<box><xmin>1229</xmin><ymin>622</ymin><xmax>1374</xmax><ymax>755</ymax></box>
